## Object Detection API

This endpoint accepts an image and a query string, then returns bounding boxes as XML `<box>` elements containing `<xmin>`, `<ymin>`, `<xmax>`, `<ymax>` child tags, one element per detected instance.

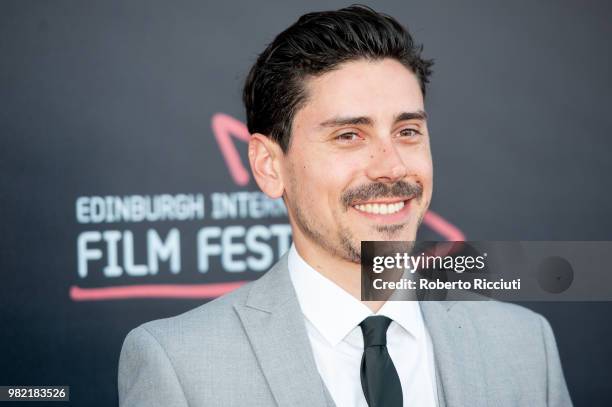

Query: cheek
<box><xmin>304</xmin><ymin>154</ymin><xmax>362</xmax><ymax>212</ymax></box>
<box><xmin>288</xmin><ymin>160</ymin><xmax>335</xmax><ymax>211</ymax></box>
<box><xmin>401</xmin><ymin>147</ymin><xmax>433</xmax><ymax>206</ymax></box>
<box><xmin>307</xmin><ymin>149</ymin><xmax>364</xmax><ymax>187</ymax></box>
<box><xmin>419</xmin><ymin>156</ymin><xmax>434</xmax><ymax>186</ymax></box>
<box><xmin>403</xmin><ymin>145</ymin><xmax>433</xmax><ymax>181</ymax></box>
<box><xmin>416</xmin><ymin>154</ymin><xmax>434</xmax><ymax>204</ymax></box>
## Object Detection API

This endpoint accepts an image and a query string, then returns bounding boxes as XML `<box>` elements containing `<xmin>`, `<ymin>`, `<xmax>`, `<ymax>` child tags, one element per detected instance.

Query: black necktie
<box><xmin>359</xmin><ymin>315</ymin><xmax>403</xmax><ymax>407</ymax></box>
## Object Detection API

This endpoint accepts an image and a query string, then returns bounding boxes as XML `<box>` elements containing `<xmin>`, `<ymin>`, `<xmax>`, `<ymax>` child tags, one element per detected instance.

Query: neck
<box><xmin>292</xmin><ymin>235</ymin><xmax>385</xmax><ymax>312</ymax></box>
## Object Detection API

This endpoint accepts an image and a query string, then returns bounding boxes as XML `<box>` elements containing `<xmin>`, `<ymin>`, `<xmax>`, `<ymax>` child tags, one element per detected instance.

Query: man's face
<box><xmin>281</xmin><ymin>58</ymin><xmax>433</xmax><ymax>263</ymax></box>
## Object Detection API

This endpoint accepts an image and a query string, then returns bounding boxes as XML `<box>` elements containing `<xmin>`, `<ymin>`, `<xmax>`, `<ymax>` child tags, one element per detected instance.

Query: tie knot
<box><xmin>359</xmin><ymin>315</ymin><xmax>392</xmax><ymax>347</ymax></box>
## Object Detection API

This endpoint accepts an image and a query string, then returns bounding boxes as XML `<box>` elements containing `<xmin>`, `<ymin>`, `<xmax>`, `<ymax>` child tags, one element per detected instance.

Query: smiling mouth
<box><xmin>351</xmin><ymin>198</ymin><xmax>413</xmax><ymax>216</ymax></box>
<box><xmin>354</xmin><ymin>201</ymin><xmax>404</xmax><ymax>215</ymax></box>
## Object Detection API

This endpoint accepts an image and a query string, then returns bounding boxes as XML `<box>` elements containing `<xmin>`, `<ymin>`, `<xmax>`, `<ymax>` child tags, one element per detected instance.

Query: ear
<box><xmin>248</xmin><ymin>133</ymin><xmax>285</xmax><ymax>199</ymax></box>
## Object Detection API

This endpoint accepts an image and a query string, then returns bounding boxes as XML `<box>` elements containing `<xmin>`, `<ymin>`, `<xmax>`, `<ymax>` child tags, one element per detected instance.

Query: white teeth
<box><xmin>354</xmin><ymin>201</ymin><xmax>405</xmax><ymax>215</ymax></box>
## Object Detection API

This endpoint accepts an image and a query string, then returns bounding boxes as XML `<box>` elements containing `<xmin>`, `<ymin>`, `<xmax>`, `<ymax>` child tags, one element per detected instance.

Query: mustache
<box><xmin>341</xmin><ymin>181</ymin><xmax>423</xmax><ymax>209</ymax></box>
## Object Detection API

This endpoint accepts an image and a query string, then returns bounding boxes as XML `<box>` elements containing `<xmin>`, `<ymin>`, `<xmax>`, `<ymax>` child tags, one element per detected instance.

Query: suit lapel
<box><xmin>234</xmin><ymin>254</ymin><xmax>333</xmax><ymax>407</ymax></box>
<box><xmin>420</xmin><ymin>301</ymin><xmax>488</xmax><ymax>407</ymax></box>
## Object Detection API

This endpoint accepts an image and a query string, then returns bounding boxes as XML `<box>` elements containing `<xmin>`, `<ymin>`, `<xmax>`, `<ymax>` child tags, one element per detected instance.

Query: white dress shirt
<box><xmin>288</xmin><ymin>244</ymin><xmax>438</xmax><ymax>407</ymax></box>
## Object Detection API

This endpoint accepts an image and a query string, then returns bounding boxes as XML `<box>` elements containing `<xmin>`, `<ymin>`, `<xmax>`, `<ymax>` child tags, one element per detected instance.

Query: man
<box><xmin>118</xmin><ymin>5</ymin><xmax>572</xmax><ymax>406</ymax></box>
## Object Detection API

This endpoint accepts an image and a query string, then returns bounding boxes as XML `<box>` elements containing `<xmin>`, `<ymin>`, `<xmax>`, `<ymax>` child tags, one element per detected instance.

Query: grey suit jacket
<box><xmin>118</xmin><ymin>253</ymin><xmax>572</xmax><ymax>406</ymax></box>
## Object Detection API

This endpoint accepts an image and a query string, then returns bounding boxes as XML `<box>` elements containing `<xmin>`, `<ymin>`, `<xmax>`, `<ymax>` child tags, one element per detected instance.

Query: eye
<box><xmin>398</xmin><ymin>128</ymin><xmax>422</xmax><ymax>138</ymax></box>
<box><xmin>335</xmin><ymin>132</ymin><xmax>361</xmax><ymax>142</ymax></box>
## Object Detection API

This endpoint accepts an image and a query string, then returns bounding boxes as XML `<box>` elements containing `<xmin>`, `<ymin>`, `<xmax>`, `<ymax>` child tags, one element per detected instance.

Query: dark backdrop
<box><xmin>1</xmin><ymin>1</ymin><xmax>611</xmax><ymax>406</ymax></box>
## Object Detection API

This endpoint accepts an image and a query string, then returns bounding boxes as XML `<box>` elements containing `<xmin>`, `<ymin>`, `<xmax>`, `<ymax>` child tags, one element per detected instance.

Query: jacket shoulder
<box><xmin>445</xmin><ymin>301</ymin><xmax>571</xmax><ymax>404</ymax></box>
<box><xmin>455</xmin><ymin>299</ymin><xmax>544</xmax><ymax>325</ymax></box>
<box><xmin>137</xmin><ymin>279</ymin><xmax>255</xmax><ymax>344</ymax></box>
<box><xmin>118</xmin><ymin>279</ymin><xmax>277</xmax><ymax>406</ymax></box>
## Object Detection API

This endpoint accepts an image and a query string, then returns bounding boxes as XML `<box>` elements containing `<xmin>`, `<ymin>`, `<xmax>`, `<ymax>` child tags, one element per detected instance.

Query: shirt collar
<box><xmin>288</xmin><ymin>243</ymin><xmax>422</xmax><ymax>346</ymax></box>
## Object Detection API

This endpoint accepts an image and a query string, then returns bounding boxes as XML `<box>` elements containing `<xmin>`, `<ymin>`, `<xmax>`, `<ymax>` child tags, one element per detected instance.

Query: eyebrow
<box><xmin>317</xmin><ymin>110</ymin><xmax>428</xmax><ymax>129</ymax></box>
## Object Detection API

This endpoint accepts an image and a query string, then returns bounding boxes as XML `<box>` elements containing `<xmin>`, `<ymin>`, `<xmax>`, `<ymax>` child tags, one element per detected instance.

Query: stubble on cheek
<box><xmin>338</xmin><ymin>224</ymin><xmax>361</xmax><ymax>263</ymax></box>
<box><xmin>290</xmin><ymin>191</ymin><xmax>362</xmax><ymax>264</ymax></box>
<box><xmin>285</xmin><ymin>161</ymin><xmax>362</xmax><ymax>263</ymax></box>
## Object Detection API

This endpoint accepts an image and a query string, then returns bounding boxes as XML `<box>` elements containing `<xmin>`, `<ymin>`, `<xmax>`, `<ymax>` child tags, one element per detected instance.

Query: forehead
<box><xmin>295</xmin><ymin>58</ymin><xmax>425</xmax><ymax>128</ymax></box>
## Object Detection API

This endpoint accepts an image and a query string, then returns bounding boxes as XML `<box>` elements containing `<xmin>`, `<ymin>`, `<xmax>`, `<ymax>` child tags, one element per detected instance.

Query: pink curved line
<box><xmin>423</xmin><ymin>210</ymin><xmax>466</xmax><ymax>241</ymax></box>
<box><xmin>211</xmin><ymin>113</ymin><xmax>251</xmax><ymax>186</ymax></box>
<box><xmin>69</xmin><ymin>282</ymin><xmax>248</xmax><ymax>301</ymax></box>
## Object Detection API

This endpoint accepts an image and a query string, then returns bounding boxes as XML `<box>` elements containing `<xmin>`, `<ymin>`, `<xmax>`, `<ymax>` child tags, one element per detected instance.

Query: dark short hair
<box><xmin>242</xmin><ymin>4</ymin><xmax>434</xmax><ymax>152</ymax></box>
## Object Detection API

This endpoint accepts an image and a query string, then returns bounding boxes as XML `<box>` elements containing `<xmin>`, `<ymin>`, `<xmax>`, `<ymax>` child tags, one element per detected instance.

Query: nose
<box><xmin>365</xmin><ymin>138</ymin><xmax>408</xmax><ymax>183</ymax></box>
